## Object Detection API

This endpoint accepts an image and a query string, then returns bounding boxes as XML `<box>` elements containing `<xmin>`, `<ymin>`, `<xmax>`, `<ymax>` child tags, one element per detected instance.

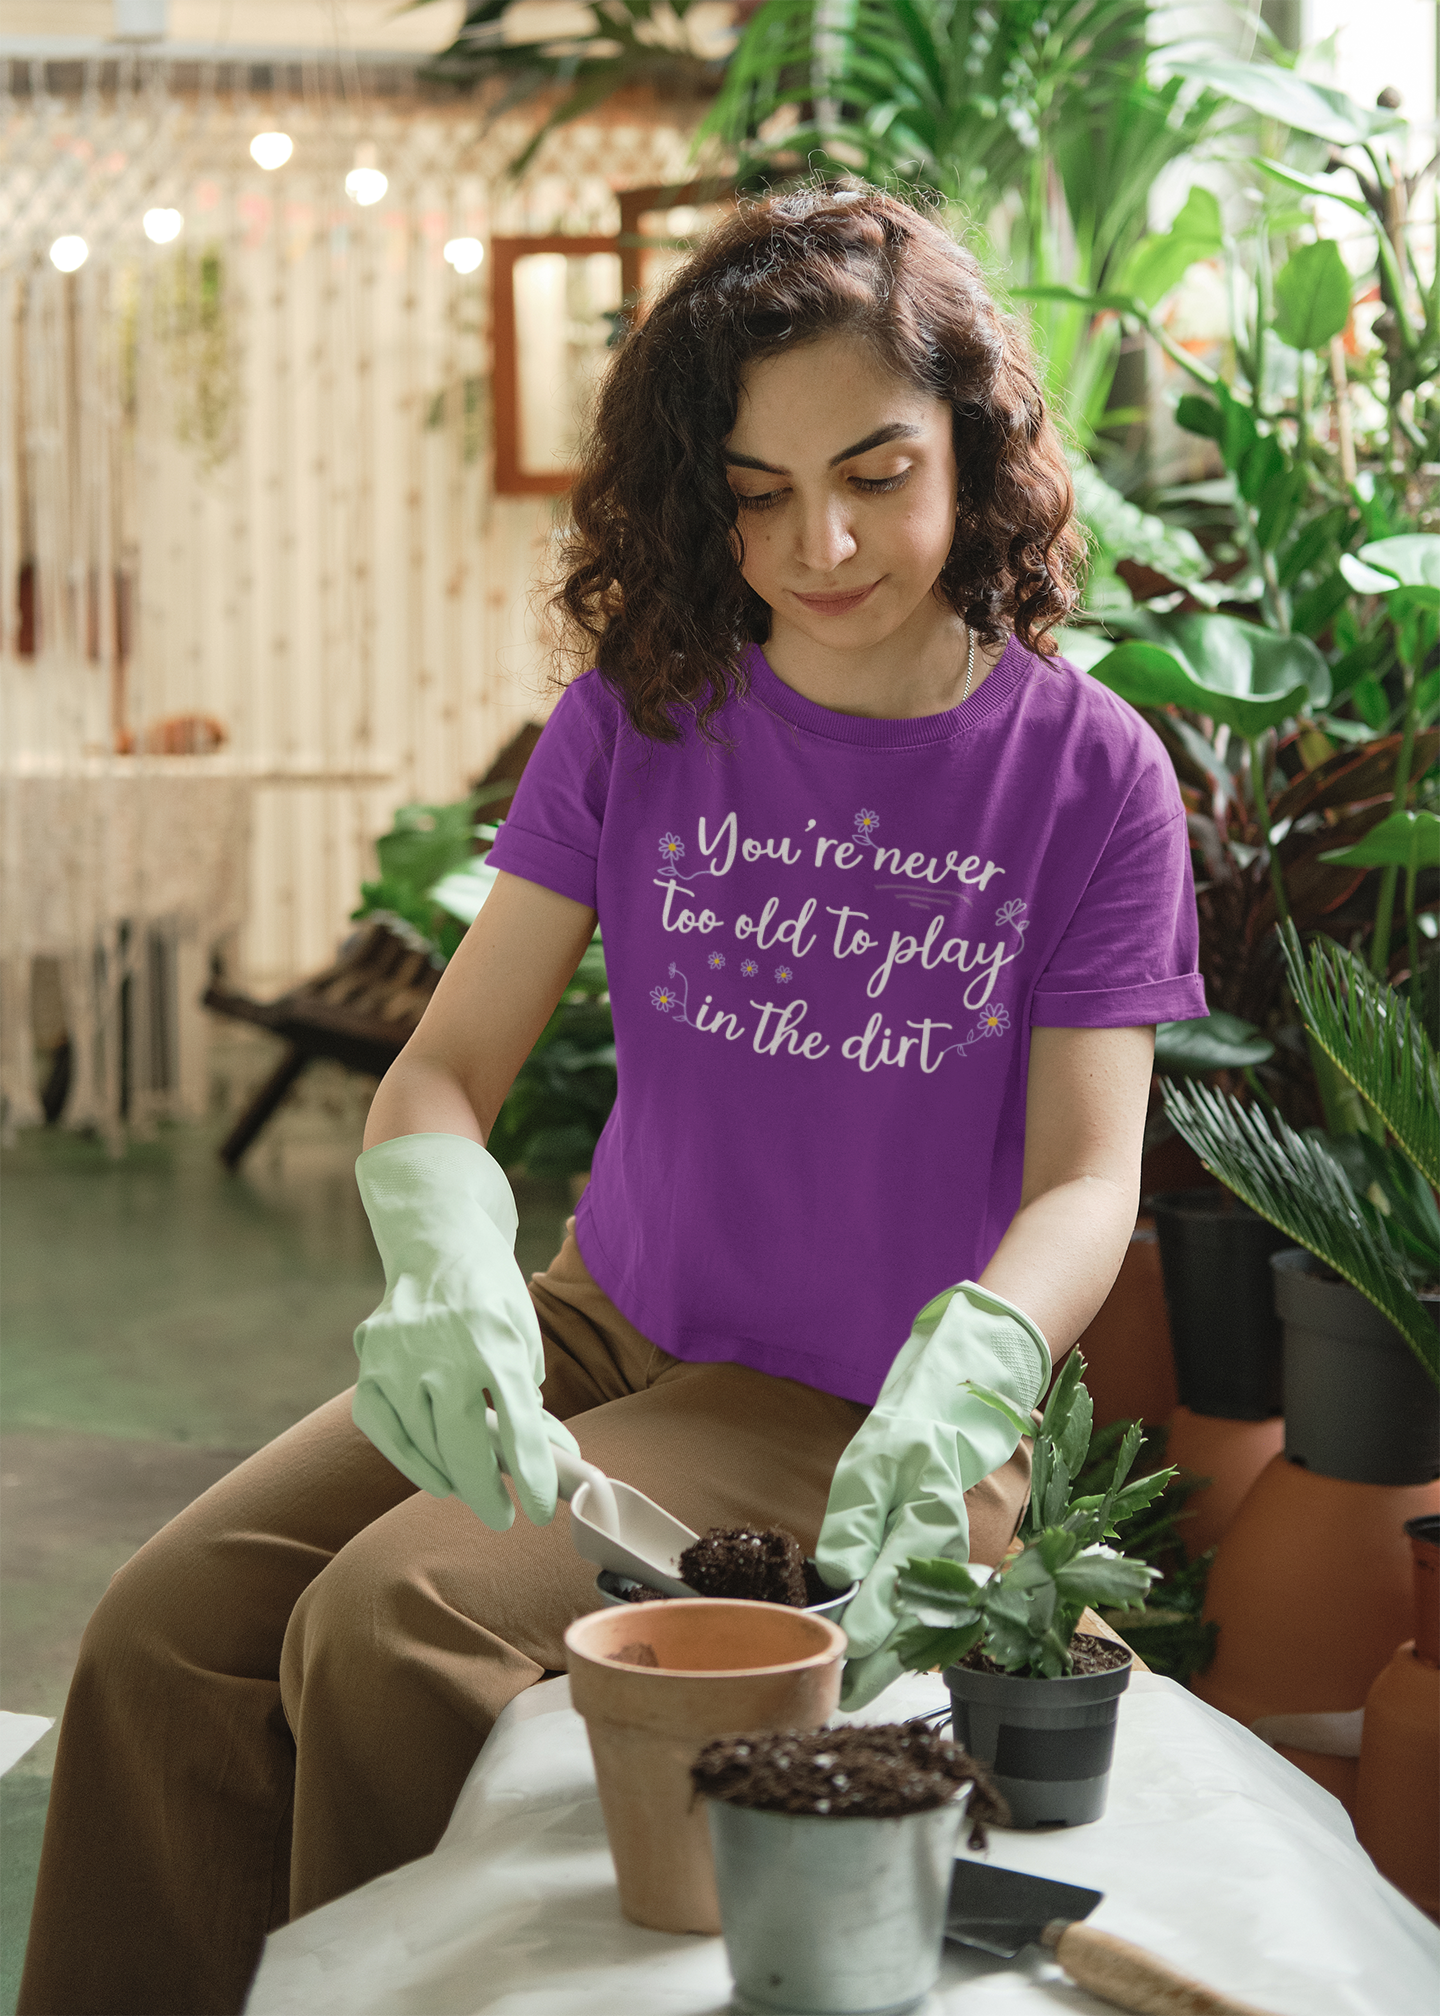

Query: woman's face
<box><xmin>723</xmin><ymin>334</ymin><xmax>959</xmax><ymax>664</ymax></box>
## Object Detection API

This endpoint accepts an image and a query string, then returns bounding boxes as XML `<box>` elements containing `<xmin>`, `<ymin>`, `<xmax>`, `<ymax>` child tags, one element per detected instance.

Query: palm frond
<box><xmin>1162</xmin><ymin>1078</ymin><xmax>1439</xmax><ymax>1387</ymax></box>
<box><xmin>1280</xmin><ymin>922</ymin><xmax>1440</xmax><ymax>1189</ymax></box>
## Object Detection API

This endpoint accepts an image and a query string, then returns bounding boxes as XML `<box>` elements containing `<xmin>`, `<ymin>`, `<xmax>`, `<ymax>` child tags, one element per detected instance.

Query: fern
<box><xmin>1280</xmin><ymin>923</ymin><xmax>1440</xmax><ymax>1189</ymax></box>
<box><xmin>1162</xmin><ymin>1078</ymin><xmax>1439</xmax><ymax>1387</ymax></box>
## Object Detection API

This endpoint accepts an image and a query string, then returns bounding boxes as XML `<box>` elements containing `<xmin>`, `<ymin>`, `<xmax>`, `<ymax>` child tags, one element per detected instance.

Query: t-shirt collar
<box><xmin>742</xmin><ymin>633</ymin><xmax>1028</xmax><ymax>749</ymax></box>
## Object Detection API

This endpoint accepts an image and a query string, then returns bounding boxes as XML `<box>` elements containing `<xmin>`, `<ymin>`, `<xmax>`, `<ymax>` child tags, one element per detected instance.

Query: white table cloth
<box><xmin>247</xmin><ymin>1669</ymin><xmax>1438</xmax><ymax>2016</ymax></box>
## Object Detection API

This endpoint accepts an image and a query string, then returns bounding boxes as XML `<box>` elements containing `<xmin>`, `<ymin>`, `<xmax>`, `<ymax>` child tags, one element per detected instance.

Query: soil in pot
<box><xmin>695</xmin><ymin>1728</ymin><xmax>988</xmax><ymax>2016</ymax></box>
<box><xmin>680</xmin><ymin>1525</ymin><xmax>809</xmax><ymax>1604</ymax></box>
<box><xmin>692</xmin><ymin>1723</ymin><xmax>1004</xmax><ymax>1831</ymax></box>
<box><xmin>945</xmin><ymin>1631</ymin><xmax>1133</xmax><ymax>1829</ymax></box>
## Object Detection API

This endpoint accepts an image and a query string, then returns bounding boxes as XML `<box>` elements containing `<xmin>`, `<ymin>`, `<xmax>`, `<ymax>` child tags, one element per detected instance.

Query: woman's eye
<box><xmin>852</xmin><ymin>471</ymin><xmax>910</xmax><ymax>494</ymax></box>
<box><xmin>732</xmin><ymin>489</ymin><xmax>787</xmax><ymax>512</ymax></box>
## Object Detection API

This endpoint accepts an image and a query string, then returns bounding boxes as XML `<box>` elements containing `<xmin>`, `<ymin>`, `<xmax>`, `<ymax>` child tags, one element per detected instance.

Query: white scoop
<box><xmin>485</xmin><ymin>1408</ymin><xmax>699</xmax><ymax>1596</ymax></box>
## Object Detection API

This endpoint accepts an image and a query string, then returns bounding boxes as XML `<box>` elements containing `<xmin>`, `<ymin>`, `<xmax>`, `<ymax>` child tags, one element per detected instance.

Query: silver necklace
<box><xmin>960</xmin><ymin>624</ymin><xmax>976</xmax><ymax>705</ymax></box>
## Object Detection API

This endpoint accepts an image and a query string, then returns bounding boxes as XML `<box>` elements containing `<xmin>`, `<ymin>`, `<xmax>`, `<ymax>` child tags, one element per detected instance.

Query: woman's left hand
<box><xmin>817</xmin><ymin>1282</ymin><xmax>1050</xmax><ymax>1708</ymax></box>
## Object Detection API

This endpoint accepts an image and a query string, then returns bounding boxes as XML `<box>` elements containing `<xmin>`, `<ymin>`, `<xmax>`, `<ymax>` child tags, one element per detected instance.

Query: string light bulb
<box><xmin>345</xmin><ymin>167</ymin><xmax>388</xmax><ymax>206</ymax></box>
<box><xmin>49</xmin><ymin>236</ymin><xmax>89</xmax><ymax>272</ymax></box>
<box><xmin>443</xmin><ymin>238</ymin><xmax>484</xmax><ymax>274</ymax></box>
<box><xmin>250</xmin><ymin>132</ymin><xmax>294</xmax><ymax>171</ymax></box>
<box><xmin>143</xmin><ymin>208</ymin><xmax>184</xmax><ymax>244</ymax></box>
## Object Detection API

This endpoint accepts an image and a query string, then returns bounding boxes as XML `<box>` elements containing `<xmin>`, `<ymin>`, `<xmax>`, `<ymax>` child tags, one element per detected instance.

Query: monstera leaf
<box><xmin>1087</xmin><ymin>612</ymin><xmax>1331</xmax><ymax>734</ymax></box>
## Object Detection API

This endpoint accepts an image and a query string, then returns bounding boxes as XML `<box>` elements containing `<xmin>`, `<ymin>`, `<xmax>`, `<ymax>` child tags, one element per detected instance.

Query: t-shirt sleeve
<box><xmin>1030</xmin><ymin>753</ymin><xmax>1207</xmax><ymax>1029</ymax></box>
<box><xmin>483</xmin><ymin>677</ymin><xmax>614</xmax><ymax>911</ymax></box>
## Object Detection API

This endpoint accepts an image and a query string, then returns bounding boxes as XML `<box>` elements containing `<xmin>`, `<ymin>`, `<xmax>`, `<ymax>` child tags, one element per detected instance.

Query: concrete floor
<box><xmin>0</xmin><ymin>1049</ymin><xmax>572</xmax><ymax>2015</ymax></box>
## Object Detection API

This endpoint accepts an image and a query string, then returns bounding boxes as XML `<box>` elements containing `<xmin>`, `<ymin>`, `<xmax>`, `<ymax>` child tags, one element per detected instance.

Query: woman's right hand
<box><xmin>353</xmin><ymin>1131</ymin><xmax>580</xmax><ymax>1529</ymax></box>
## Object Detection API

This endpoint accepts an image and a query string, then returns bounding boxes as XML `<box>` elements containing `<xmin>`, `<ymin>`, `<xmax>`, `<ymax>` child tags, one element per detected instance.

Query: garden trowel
<box><xmin>946</xmin><ymin>1860</ymin><xmax>1276</xmax><ymax>2016</ymax></box>
<box><xmin>485</xmin><ymin>1408</ymin><xmax>699</xmax><ymax>1597</ymax></box>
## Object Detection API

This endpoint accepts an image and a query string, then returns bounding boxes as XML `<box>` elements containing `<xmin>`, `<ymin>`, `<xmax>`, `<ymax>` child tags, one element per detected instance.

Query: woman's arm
<box><xmin>363</xmin><ymin>870</ymin><xmax>599</xmax><ymax>1150</ymax></box>
<box><xmin>977</xmin><ymin>1023</ymin><xmax>1155</xmax><ymax>1358</ymax></box>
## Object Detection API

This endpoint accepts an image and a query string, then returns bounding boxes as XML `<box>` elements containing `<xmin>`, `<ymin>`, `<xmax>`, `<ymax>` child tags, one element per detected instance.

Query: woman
<box><xmin>20</xmin><ymin>185</ymin><xmax>1204</xmax><ymax>2016</ymax></box>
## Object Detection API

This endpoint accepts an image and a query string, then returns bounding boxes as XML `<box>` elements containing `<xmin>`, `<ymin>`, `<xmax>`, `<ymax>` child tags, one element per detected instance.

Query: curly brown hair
<box><xmin>553</xmin><ymin>184</ymin><xmax>1083</xmax><ymax>741</ymax></box>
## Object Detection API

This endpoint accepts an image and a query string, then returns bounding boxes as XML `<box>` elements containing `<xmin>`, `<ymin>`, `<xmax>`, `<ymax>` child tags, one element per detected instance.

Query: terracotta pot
<box><xmin>1071</xmin><ymin>1216</ymin><xmax>1177</xmax><ymax>1429</ymax></box>
<box><xmin>1355</xmin><ymin>1643</ymin><xmax>1440</xmax><ymax>1920</ymax></box>
<box><xmin>564</xmin><ymin>1599</ymin><xmax>845</xmax><ymax>1935</ymax></box>
<box><xmin>1407</xmin><ymin>1515</ymin><xmax>1439</xmax><ymax>1669</ymax></box>
<box><xmin>1164</xmin><ymin>1405</ymin><xmax>1284</xmax><ymax>1560</ymax></box>
<box><xmin>1193</xmin><ymin>1455</ymin><xmax>1439</xmax><ymax>1812</ymax></box>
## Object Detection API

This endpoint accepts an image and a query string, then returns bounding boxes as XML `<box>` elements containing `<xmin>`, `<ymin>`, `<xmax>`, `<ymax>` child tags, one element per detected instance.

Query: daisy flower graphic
<box><xmin>853</xmin><ymin>808</ymin><xmax>880</xmax><ymax>836</ymax></box>
<box><xmin>651</xmin><ymin>985</ymin><xmax>679</xmax><ymax>1013</ymax></box>
<box><xmin>707</xmin><ymin>950</ymin><xmax>726</xmax><ymax>970</ymax></box>
<box><xmin>974</xmin><ymin>1004</ymin><xmax>1010</xmax><ymax>1039</ymax></box>
<box><xmin>994</xmin><ymin>898</ymin><xmax>1026</xmax><ymax>928</ymax></box>
<box><xmin>774</xmin><ymin>964</ymin><xmax>794</xmax><ymax>984</ymax></box>
<box><xmin>740</xmin><ymin>958</ymin><xmax>759</xmax><ymax>977</ymax></box>
<box><xmin>658</xmin><ymin>832</ymin><xmax>685</xmax><ymax>866</ymax></box>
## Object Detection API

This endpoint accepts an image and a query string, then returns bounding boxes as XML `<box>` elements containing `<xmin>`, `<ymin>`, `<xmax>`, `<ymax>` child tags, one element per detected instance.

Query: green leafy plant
<box><xmin>704</xmin><ymin>0</ymin><xmax>1225</xmax><ymax>446</ymax></box>
<box><xmin>1163</xmin><ymin>922</ymin><xmax>1440</xmax><ymax>1387</ymax></box>
<box><xmin>411</xmin><ymin>0</ymin><xmax>730</xmax><ymax>174</ymax></box>
<box><xmin>353</xmin><ymin>794</ymin><xmax>617</xmax><ymax>1175</ymax></box>
<box><xmin>892</xmin><ymin>1350</ymin><xmax>1173</xmax><ymax>1679</ymax></box>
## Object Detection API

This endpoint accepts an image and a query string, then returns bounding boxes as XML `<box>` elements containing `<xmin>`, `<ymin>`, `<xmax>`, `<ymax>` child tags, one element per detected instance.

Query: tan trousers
<box><xmin>18</xmin><ymin>1230</ymin><xmax>1032</xmax><ymax>2016</ymax></box>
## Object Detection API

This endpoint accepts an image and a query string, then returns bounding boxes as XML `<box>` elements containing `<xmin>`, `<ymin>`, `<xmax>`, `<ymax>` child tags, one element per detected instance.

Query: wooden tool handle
<box><xmin>1043</xmin><ymin>1920</ymin><xmax>1276</xmax><ymax>2016</ymax></box>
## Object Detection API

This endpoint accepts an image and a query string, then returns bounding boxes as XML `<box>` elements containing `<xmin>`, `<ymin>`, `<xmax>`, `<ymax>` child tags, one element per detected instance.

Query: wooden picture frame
<box><xmin>491</xmin><ymin>234</ymin><xmax>621</xmax><ymax>497</ymax></box>
<box><xmin>490</xmin><ymin>186</ymin><xmax>734</xmax><ymax>498</ymax></box>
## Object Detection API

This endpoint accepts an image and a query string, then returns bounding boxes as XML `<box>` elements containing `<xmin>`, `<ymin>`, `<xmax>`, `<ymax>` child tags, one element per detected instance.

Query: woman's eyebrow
<box><xmin>721</xmin><ymin>421</ymin><xmax>923</xmax><ymax>475</ymax></box>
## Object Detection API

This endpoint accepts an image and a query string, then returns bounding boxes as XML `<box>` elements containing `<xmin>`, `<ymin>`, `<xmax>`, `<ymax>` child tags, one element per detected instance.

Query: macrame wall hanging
<box><xmin>0</xmin><ymin>48</ymin><xmax>701</xmax><ymax>1141</ymax></box>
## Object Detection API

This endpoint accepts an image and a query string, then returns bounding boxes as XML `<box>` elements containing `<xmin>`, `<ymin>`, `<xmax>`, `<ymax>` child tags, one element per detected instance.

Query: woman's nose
<box><xmin>794</xmin><ymin>495</ymin><xmax>858</xmax><ymax>574</ymax></box>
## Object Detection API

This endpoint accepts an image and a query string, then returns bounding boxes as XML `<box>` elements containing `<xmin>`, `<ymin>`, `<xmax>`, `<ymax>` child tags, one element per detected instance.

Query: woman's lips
<box><xmin>790</xmin><ymin>581</ymin><xmax>880</xmax><ymax>615</ymax></box>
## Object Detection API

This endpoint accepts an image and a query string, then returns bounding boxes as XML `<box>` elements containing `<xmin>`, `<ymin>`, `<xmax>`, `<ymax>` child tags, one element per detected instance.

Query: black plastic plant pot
<box><xmin>1271</xmin><ymin>1249</ymin><xmax>1440</xmax><ymax>1486</ymax></box>
<box><xmin>944</xmin><ymin>1651</ymin><xmax>1132</xmax><ymax>1828</ymax></box>
<box><xmin>1148</xmin><ymin>1189</ymin><xmax>1289</xmax><ymax>1419</ymax></box>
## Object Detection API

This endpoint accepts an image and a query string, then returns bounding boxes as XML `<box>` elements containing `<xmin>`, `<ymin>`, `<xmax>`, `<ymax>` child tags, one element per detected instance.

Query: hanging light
<box><xmin>49</xmin><ymin>236</ymin><xmax>89</xmax><ymax>272</ymax></box>
<box><xmin>345</xmin><ymin>141</ymin><xmax>388</xmax><ymax>208</ymax></box>
<box><xmin>345</xmin><ymin>167</ymin><xmax>388</xmax><ymax>207</ymax></box>
<box><xmin>143</xmin><ymin>208</ymin><xmax>184</xmax><ymax>244</ymax></box>
<box><xmin>443</xmin><ymin>237</ymin><xmax>484</xmax><ymax>275</ymax></box>
<box><xmin>250</xmin><ymin>132</ymin><xmax>294</xmax><ymax>171</ymax></box>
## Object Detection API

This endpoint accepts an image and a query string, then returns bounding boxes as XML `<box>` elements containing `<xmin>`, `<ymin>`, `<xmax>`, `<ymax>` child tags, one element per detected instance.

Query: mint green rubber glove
<box><xmin>353</xmin><ymin>1132</ymin><xmax>580</xmax><ymax>1530</ymax></box>
<box><xmin>817</xmin><ymin>1282</ymin><xmax>1050</xmax><ymax>1709</ymax></box>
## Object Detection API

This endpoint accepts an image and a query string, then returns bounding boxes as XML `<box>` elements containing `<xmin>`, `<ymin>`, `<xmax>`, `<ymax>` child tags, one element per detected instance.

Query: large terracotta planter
<box><xmin>1193</xmin><ymin>1456</ymin><xmax>1439</xmax><ymax>1811</ymax></box>
<box><xmin>1355</xmin><ymin>1642</ymin><xmax>1440</xmax><ymax>1918</ymax></box>
<box><xmin>564</xmin><ymin>1599</ymin><xmax>845</xmax><ymax>1935</ymax></box>
<box><xmin>1407</xmin><ymin>1515</ymin><xmax>1439</xmax><ymax>1668</ymax></box>
<box><xmin>1070</xmin><ymin>1216</ymin><xmax>1177</xmax><ymax>1428</ymax></box>
<box><xmin>1164</xmin><ymin>1405</ymin><xmax>1284</xmax><ymax>1561</ymax></box>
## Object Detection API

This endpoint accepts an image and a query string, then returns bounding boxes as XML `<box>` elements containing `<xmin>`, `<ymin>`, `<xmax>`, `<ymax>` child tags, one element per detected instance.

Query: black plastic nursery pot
<box><xmin>1148</xmin><ymin>1189</ymin><xmax>1290</xmax><ymax>1419</ymax></box>
<box><xmin>1271</xmin><ymin>1249</ymin><xmax>1440</xmax><ymax>1486</ymax></box>
<box><xmin>944</xmin><ymin>1646</ymin><xmax>1133</xmax><ymax>1828</ymax></box>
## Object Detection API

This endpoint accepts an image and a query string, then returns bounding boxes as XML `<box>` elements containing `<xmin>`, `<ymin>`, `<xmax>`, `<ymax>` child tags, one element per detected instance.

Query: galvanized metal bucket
<box><xmin>706</xmin><ymin>1791</ymin><xmax>969</xmax><ymax>2015</ymax></box>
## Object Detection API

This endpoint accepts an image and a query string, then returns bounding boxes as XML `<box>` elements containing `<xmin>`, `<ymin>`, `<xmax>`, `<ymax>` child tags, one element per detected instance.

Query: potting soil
<box><xmin>691</xmin><ymin>1724</ymin><xmax>1007</xmax><ymax>1835</ymax></box>
<box><xmin>678</xmin><ymin>1526</ymin><xmax>808</xmax><ymax>1605</ymax></box>
<box><xmin>957</xmin><ymin>1629</ymin><xmax>1131</xmax><ymax>1679</ymax></box>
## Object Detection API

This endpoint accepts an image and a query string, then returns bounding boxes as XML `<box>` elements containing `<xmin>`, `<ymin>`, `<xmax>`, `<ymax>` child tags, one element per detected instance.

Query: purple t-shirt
<box><xmin>487</xmin><ymin>638</ymin><xmax>1205</xmax><ymax>1404</ymax></box>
